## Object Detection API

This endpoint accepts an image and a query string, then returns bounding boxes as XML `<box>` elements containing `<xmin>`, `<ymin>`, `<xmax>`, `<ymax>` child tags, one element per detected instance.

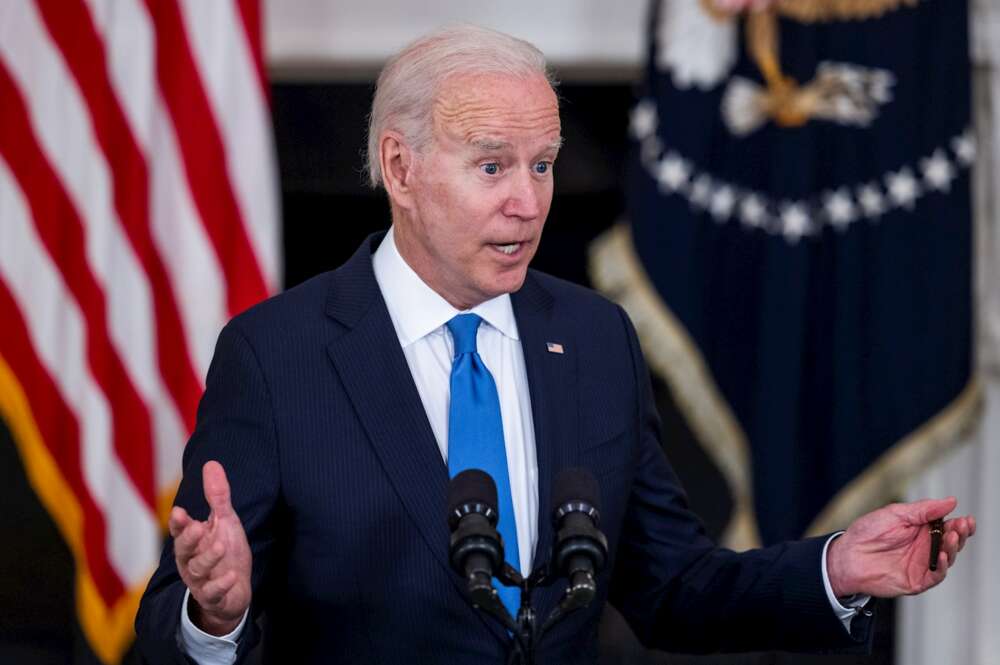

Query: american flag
<box><xmin>0</xmin><ymin>1</ymin><xmax>279</xmax><ymax>662</ymax></box>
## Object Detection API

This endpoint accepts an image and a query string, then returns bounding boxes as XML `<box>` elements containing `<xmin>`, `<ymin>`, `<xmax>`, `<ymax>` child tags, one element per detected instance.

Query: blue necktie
<box><xmin>446</xmin><ymin>313</ymin><xmax>521</xmax><ymax>618</ymax></box>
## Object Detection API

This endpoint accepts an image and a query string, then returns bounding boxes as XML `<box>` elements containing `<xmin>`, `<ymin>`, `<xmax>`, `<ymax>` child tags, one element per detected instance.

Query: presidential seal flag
<box><xmin>0</xmin><ymin>1</ymin><xmax>279</xmax><ymax>662</ymax></box>
<box><xmin>592</xmin><ymin>0</ymin><xmax>979</xmax><ymax>548</ymax></box>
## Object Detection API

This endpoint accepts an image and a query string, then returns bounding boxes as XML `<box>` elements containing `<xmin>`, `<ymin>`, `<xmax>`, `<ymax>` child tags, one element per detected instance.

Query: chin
<box><xmin>487</xmin><ymin>269</ymin><xmax>529</xmax><ymax>297</ymax></box>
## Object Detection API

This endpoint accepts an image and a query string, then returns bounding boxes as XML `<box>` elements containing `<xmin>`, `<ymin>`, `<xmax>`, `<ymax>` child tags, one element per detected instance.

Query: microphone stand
<box><xmin>471</xmin><ymin>561</ymin><xmax>597</xmax><ymax>665</ymax></box>
<box><xmin>453</xmin><ymin>468</ymin><xmax>607</xmax><ymax>664</ymax></box>
<box><xmin>464</xmin><ymin>563</ymin><xmax>531</xmax><ymax>664</ymax></box>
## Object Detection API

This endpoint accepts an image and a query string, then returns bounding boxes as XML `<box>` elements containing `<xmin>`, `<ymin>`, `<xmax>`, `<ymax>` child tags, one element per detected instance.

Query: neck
<box><xmin>389</xmin><ymin>220</ymin><xmax>479</xmax><ymax>311</ymax></box>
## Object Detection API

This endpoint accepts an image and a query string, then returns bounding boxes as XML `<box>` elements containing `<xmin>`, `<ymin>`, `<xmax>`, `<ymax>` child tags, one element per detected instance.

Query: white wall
<box><xmin>265</xmin><ymin>0</ymin><xmax>646</xmax><ymax>76</ymax></box>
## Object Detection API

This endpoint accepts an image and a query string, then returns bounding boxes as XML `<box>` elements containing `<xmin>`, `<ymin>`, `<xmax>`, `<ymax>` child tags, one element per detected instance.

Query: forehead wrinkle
<box><xmin>433</xmin><ymin>93</ymin><xmax>560</xmax><ymax>141</ymax></box>
<box><xmin>435</xmin><ymin>110</ymin><xmax>561</xmax><ymax>147</ymax></box>
<box><xmin>435</xmin><ymin>103</ymin><xmax>559</xmax><ymax>128</ymax></box>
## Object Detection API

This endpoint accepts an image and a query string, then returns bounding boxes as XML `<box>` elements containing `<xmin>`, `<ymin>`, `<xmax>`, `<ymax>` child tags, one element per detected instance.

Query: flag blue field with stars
<box><xmin>591</xmin><ymin>0</ymin><xmax>979</xmax><ymax>547</ymax></box>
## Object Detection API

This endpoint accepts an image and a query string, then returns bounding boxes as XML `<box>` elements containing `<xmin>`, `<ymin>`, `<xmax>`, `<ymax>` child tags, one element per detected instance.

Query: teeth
<box><xmin>496</xmin><ymin>243</ymin><xmax>520</xmax><ymax>255</ymax></box>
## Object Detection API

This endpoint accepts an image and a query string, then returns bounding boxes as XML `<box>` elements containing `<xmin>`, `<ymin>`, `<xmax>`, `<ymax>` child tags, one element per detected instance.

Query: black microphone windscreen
<box><xmin>448</xmin><ymin>469</ymin><xmax>498</xmax><ymax>516</ymax></box>
<box><xmin>553</xmin><ymin>467</ymin><xmax>600</xmax><ymax>511</ymax></box>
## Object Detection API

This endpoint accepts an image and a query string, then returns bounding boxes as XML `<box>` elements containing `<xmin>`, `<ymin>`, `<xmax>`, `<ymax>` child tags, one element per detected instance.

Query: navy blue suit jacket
<box><xmin>136</xmin><ymin>233</ymin><xmax>873</xmax><ymax>664</ymax></box>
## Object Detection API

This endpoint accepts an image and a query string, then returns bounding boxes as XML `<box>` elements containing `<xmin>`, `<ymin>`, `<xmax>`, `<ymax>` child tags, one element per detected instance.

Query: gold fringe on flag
<box><xmin>0</xmin><ymin>354</ymin><xmax>171</xmax><ymax>665</ymax></box>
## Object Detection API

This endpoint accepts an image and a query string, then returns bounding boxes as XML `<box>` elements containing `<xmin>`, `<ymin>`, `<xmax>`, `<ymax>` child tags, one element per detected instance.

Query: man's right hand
<box><xmin>169</xmin><ymin>460</ymin><xmax>252</xmax><ymax>636</ymax></box>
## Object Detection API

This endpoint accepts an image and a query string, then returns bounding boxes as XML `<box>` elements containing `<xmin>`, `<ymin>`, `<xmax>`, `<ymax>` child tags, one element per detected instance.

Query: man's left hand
<box><xmin>826</xmin><ymin>497</ymin><xmax>975</xmax><ymax>598</ymax></box>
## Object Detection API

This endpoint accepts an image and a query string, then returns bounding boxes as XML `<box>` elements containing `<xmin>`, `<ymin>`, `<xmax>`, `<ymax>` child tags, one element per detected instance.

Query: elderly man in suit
<box><xmin>135</xmin><ymin>24</ymin><xmax>975</xmax><ymax>665</ymax></box>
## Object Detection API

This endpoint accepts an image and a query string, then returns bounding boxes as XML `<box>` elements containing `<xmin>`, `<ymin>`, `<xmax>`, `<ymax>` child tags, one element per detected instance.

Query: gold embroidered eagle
<box><xmin>702</xmin><ymin>0</ymin><xmax>920</xmax><ymax>131</ymax></box>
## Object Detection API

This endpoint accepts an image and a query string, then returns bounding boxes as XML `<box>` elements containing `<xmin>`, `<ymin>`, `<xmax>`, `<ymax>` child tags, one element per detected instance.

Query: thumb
<box><xmin>901</xmin><ymin>496</ymin><xmax>957</xmax><ymax>524</ymax></box>
<box><xmin>203</xmin><ymin>460</ymin><xmax>234</xmax><ymax>519</ymax></box>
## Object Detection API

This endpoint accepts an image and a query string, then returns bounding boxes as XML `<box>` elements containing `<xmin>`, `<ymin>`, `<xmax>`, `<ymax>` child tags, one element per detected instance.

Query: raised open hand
<box><xmin>826</xmin><ymin>497</ymin><xmax>975</xmax><ymax>599</ymax></box>
<box><xmin>169</xmin><ymin>461</ymin><xmax>252</xmax><ymax>636</ymax></box>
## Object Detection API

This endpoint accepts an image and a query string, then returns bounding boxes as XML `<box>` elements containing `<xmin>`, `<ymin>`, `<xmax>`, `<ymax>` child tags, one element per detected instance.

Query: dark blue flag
<box><xmin>592</xmin><ymin>0</ymin><xmax>980</xmax><ymax>547</ymax></box>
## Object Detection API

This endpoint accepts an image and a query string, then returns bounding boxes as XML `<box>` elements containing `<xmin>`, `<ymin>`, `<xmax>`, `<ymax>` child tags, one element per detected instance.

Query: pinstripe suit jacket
<box><xmin>135</xmin><ymin>233</ymin><xmax>873</xmax><ymax>664</ymax></box>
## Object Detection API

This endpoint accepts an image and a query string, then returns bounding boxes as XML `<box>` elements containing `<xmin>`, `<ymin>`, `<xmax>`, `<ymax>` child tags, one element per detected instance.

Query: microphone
<box><xmin>447</xmin><ymin>469</ymin><xmax>505</xmax><ymax>609</ymax></box>
<box><xmin>550</xmin><ymin>468</ymin><xmax>608</xmax><ymax>609</ymax></box>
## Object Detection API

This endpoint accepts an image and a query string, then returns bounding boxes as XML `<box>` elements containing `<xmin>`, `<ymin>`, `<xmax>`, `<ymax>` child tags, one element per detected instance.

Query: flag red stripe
<box><xmin>34</xmin><ymin>0</ymin><xmax>203</xmax><ymax>434</ymax></box>
<box><xmin>236</xmin><ymin>0</ymin><xmax>270</xmax><ymax>106</ymax></box>
<box><xmin>0</xmin><ymin>61</ymin><xmax>157</xmax><ymax>510</ymax></box>
<box><xmin>0</xmin><ymin>280</ymin><xmax>126</xmax><ymax>605</ymax></box>
<box><xmin>143</xmin><ymin>0</ymin><xmax>270</xmax><ymax>317</ymax></box>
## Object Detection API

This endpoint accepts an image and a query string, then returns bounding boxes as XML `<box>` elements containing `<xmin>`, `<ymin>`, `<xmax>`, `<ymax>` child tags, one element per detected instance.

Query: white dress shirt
<box><xmin>178</xmin><ymin>227</ymin><xmax>865</xmax><ymax>663</ymax></box>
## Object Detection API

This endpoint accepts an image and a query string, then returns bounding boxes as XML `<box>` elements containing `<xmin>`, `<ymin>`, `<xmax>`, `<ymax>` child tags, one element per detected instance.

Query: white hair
<box><xmin>365</xmin><ymin>24</ymin><xmax>557</xmax><ymax>188</ymax></box>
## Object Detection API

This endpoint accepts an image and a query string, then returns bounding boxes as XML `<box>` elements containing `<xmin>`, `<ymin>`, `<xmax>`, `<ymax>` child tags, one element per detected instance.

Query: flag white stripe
<box><xmin>178</xmin><ymin>0</ymin><xmax>282</xmax><ymax>291</ymax></box>
<box><xmin>1</xmin><ymin>0</ymin><xmax>188</xmax><ymax>503</ymax></box>
<box><xmin>0</xmin><ymin>159</ymin><xmax>159</xmax><ymax>586</ymax></box>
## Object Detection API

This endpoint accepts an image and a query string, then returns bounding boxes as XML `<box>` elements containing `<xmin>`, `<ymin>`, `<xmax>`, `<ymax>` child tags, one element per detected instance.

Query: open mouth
<box><xmin>493</xmin><ymin>243</ymin><xmax>521</xmax><ymax>255</ymax></box>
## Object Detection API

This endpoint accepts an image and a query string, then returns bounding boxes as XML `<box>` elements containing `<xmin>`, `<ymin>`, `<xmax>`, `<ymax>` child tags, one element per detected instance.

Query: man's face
<box><xmin>393</xmin><ymin>72</ymin><xmax>562</xmax><ymax>310</ymax></box>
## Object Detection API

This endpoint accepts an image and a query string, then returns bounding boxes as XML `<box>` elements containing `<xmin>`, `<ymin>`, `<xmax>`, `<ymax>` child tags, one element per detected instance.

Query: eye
<box><xmin>534</xmin><ymin>161</ymin><xmax>551</xmax><ymax>175</ymax></box>
<box><xmin>481</xmin><ymin>162</ymin><xmax>500</xmax><ymax>176</ymax></box>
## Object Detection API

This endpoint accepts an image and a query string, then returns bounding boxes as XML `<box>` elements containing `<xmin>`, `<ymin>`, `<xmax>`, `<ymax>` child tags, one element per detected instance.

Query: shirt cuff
<box><xmin>177</xmin><ymin>588</ymin><xmax>248</xmax><ymax>665</ymax></box>
<box><xmin>821</xmin><ymin>532</ymin><xmax>872</xmax><ymax>633</ymax></box>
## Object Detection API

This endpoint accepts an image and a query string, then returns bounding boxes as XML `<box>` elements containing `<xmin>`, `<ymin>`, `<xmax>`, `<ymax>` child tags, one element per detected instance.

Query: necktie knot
<box><xmin>447</xmin><ymin>313</ymin><xmax>482</xmax><ymax>358</ymax></box>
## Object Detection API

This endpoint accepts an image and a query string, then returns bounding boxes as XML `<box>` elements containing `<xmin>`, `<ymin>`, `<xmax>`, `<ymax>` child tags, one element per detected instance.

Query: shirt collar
<box><xmin>372</xmin><ymin>226</ymin><xmax>520</xmax><ymax>347</ymax></box>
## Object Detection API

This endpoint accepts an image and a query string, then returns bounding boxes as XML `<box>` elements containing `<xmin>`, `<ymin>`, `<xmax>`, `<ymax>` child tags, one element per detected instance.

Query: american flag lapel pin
<box><xmin>546</xmin><ymin>342</ymin><xmax>564</xmax><ymax>354</ymax></box>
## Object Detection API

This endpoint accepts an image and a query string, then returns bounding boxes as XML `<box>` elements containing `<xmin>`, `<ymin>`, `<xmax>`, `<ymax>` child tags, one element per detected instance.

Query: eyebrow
<box><xmin>469</xmin><ymin>137</ymin><xmax>565</xmax><ymax>153</ymax></box>
<box><xmin>470</xmin><ymin>138</ymin><xmax>512</xmax><ymax>152</ymax></box>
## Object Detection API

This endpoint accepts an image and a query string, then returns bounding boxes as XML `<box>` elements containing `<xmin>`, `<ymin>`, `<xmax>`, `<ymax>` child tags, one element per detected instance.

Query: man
<box><xmin>135</xmin><ymin>25</ymin><xmax>975</xmax><ymax>664</ymax></box>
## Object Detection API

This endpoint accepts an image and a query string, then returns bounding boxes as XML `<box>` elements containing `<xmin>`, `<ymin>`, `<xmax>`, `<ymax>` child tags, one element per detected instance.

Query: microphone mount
<box><xmin>448</xmin><ymin>468</ymin><xmax>609</xmax><ymax>665</ymax></box>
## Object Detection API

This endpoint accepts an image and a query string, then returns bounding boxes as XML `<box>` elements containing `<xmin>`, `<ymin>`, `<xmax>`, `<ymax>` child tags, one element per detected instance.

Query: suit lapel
<box><xmin>325</xmin><ymin>303</ymin><xmax>452</xmax><ymax>571</ymax></box>
<box><xmin>323</xmin><ymin>237</ymin><xmax>452</xmax><ymax>580</ymax></box>
<box><xmin>512</xmin><ymin>273</ymin><xmax>579</xmax><ymax>619</ymax></box>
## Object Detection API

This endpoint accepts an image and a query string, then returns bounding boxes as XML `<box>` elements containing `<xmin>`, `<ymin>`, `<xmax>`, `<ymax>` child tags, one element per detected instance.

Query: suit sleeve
<box><xmin>606</xmin><ymin>306</ymin><xmax>875</xmax><ymax>654</ymax></box>
<box><xmin>135</xmin><ymin>321</ymin><xmax>282</xmax><ymax>665</ymax></box>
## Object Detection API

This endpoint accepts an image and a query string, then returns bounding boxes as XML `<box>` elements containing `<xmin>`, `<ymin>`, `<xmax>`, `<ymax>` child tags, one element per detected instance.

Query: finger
<box><xmin>173</xmin><ymin>519</ymin><xmax>207</xmax><ymax>563</ymax></box>
<box><xmin>955</xmin><ymin>528</ymin><xmax>968</xmax><ymax>553</ymax></box>
<box><xmin>956</xmin><ymin>516</ymin><xmax>974</xmax><ymax>546</ymax></box>
<box><xmin>943</xmin><ymin>530</ymin><xmax>960</xmax><ymax>566</ymax></box>
<box><xmin>945</xmin><ymin>515</ymin><xmax>971</xmax><ymax>532</ymax></box>
<box><xmin>168</xmin><ymin>506</ymin><xmax>192</xmax><ymax>539</ymax></box>
<box><xmin>945</xmin><ymin>517</ymin><xmax>972</xmax><ymax>551</ymax></box>
<box><xmin>923</xmin><ymin>550</ymin><xmax>950</xmax><ymax>592</ymax></box>
<box><xmin>203</xmin><ymin>461</ymin><xmax>235</xmax><ymax>519</ymax></box>
<box><xmin>904</xmin><ymin>496</ymin><xmax>957</xmax><ymax>524</ymax></box>
<box><xmin>186</xmin><ymin>541</ymin><xmax>226</xmax><ymax>581</ymax></box>
<box><xmin>197</xmin><ymin>569</ymin><xmax>238</xmax><ymax>607</ymax></box>
<box><xmin>936</xmin><ymin>549</ymin><xmax>950</xmax><ymax>579</ymax></box>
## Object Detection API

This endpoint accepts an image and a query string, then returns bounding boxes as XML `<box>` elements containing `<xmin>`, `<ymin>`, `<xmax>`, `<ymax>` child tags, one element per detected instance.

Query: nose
<box><xmin>501</xmin><ymin>168</ymin><xmax>544</xmax><ymax>220</ymax></box>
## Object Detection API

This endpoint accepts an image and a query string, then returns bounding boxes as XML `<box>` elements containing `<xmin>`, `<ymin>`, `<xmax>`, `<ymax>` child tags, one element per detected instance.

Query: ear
<box><xmin>380</xmin><ymin>131</ymin><xmax>417</xmax><ymax>210</ymax></box>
